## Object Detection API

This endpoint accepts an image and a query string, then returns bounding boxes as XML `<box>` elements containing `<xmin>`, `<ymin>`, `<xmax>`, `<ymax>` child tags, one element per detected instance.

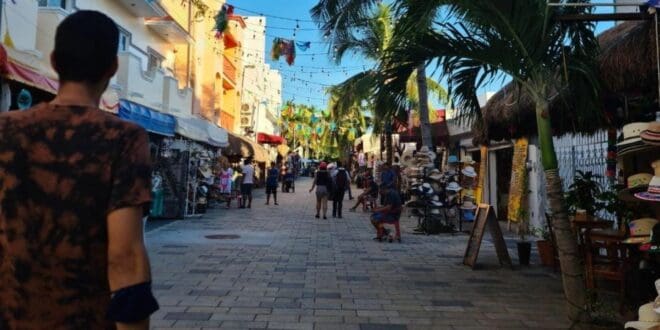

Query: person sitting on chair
<box><xmin>370</xmin><ymin>184</ymin><xmax>402</xmax><ymax>242</ymax></box>
<box><xmin>349</xmin><ymin>174</ymin><xmax>378</xmax><ymax>212</ymax></box>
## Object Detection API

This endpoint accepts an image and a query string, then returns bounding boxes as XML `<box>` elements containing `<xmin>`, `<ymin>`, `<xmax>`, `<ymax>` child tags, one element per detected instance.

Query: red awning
<box><xmin>257</xmin><ymin>132</ymin><xmax>285</xmax><ymax>145</ymax></box>
<box><xmin>5</xmin><ymin>60</ymin><xmax>59</xmax><ymax>93</ymax></box>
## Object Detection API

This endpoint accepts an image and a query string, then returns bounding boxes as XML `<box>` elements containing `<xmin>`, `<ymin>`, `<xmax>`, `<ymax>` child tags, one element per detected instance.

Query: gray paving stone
<box><xmin>164</xmin><ymin>312</ymin><xmax>212</xmax><ymax>321</ymax></box>
<box><xmin>148</xmin><ymin>178</ymin><xmax>569</xmax><ymax>329</ymax></box>
<box><xmin>359</xmin><ymin>324</ymin><xmax>407</xmax><ymax>330</ymax></box>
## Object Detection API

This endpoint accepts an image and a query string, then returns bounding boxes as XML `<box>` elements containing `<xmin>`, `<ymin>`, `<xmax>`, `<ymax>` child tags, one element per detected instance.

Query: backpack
<box><xmin>335</xmin><ymin>169</ymin><xmax>348</xmax><ymax>191</ymax></box>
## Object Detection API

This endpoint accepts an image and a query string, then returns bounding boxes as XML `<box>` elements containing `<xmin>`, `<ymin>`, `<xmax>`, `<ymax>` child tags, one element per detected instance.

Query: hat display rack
<box><xmin>614</xmin><ymin>113</ymin><xmax>660</xmax><ymax>258</ymax></box>
<box><xmin>401</xmin><ymin>147</ymin><xmax>464</xmax><ymax>235</ymax></box>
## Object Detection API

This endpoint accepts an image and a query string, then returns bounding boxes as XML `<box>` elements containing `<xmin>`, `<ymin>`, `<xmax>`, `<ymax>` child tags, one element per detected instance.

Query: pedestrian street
<box><xmin>146</xmin><ymin>178</ymin><xmax>569</xmax><ymax>330</ymax></box>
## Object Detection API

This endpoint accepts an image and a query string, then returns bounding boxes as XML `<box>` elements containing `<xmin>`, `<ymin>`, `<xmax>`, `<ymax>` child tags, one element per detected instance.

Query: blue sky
<box><xmin>228</xmin><ymin>1</ymin><xmax>625</xmax><ymax>111</ymax></box>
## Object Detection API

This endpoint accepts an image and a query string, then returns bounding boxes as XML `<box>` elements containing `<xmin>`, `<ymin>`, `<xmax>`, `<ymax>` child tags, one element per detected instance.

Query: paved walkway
<box><xmin>147</xmin><ymin>178</ymin><xmax>569</xmax><ymax>330</ymax></box>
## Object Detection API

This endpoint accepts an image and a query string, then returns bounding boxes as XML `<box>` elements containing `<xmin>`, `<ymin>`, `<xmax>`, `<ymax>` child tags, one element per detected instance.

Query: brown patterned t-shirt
<box><xmin>0</xmin><ymin>103</ymin><xmax>152</xmax><ymax>329</ymax></box>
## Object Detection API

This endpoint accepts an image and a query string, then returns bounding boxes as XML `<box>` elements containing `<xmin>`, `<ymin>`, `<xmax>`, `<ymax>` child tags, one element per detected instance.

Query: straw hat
<box><xmin>623</xmin><ymin>218</ymin><xmax>658</xmax><ymax>244</ymax></box>
<box><xmin>461</xmin><ymin>155</ymin><xmax>476</xmax><ymax>165</ymax></box>
<box><xmin>641</xmin><ymin>122</ymin><xmax>660</xmax><ymax>146</ymax></box>
<box><xmin>618</xmin><ymin>122</ymin><xmax>649</xmax><ymax>147</ymax></box>
<box><xmin>634</xmin><ymin>175</ymin><xmax>660</xmax><ymax>202</ymax></box>
<box><xmin>624</xmin><ymin>303</ymin><xmax>660</xmax><ymax>330</ymax></box>
<box><xmin>428</xmin><ymin>169</ymin><xmax>443</xmax><ymax>181</ymax></box>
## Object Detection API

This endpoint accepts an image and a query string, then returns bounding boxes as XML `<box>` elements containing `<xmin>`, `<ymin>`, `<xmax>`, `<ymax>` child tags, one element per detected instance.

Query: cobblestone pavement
<box><xmin>147</xmin><ymin>178</ymin><xmax>569</xmax><ymax>330</ymax></box>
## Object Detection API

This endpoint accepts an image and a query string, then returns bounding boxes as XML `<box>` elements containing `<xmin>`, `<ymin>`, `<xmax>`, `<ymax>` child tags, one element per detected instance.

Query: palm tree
<box><xmin>312</xmin><ymin>3</ymin><xmax>448</xmax><ymax>163</ymax></box>
<box><xmin>377</xmin><ymin>1</ymin><xmax>602</xmax><ymax>326</ymax></box>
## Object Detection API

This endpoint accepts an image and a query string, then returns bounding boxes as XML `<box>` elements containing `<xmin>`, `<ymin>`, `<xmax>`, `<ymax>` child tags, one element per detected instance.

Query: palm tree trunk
<box><xmin>535</xmin><ymin>100</ymin><xmax>590</xmax><ymax>327</ymax></box>
<box><xmin>386</xmin><ymin>131</ymin><xmax>393</xmax><ymax>166</ymax></box>
<box><xmin>416</xmin><ymin>64</ymin><xmax>433</xmax><ymax>148</ymax></box>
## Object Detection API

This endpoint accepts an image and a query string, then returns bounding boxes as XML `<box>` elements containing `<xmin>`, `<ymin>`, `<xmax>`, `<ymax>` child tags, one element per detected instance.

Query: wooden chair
<box><xmin>584</xmin><ymin>229</ymin><xmax>631</xmax><ymax>312</ymax></box>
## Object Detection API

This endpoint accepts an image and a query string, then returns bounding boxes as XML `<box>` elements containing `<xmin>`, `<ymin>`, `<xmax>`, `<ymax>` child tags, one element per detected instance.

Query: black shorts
<box><xmin>266</xmin><ymin>186</ymin><xmax>277</xmax><ymax>194</ymax></box>
<box><xmin>241</xmin><ymin>183</ymin><xmax>253</xmax><ymax>195</ymax></box>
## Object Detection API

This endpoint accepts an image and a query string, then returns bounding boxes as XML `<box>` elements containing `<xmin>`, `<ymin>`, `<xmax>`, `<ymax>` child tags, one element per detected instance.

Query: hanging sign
<box><xmin>507</xmin><ymin>138</ymin><xmax>529</xmax><ymax>223</ymax></box>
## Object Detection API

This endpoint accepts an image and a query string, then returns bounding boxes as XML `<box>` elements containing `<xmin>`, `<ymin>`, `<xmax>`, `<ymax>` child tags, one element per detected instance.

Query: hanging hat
<box><xmin>624</xmin><ymin>303</ymin><xmax>660</xmax><ymax>330</ymax></box>
<box><xmin>618</xmin><ymin>122</ymin><xmax>649</xmax><ymax>147</ymax></box>
<box><xmin>428</xmin><ymin>169</ymin><xmax>443</xmax><ymax>181</ymax></box>
<box><xmin>461</xmin><ymin>155</ymin><xmax>476</xmax><ymax>165</ymax></box>
<box><xmin>623</xmin><ymin>218</ymin><xmax>658</xmax><ymax>244</ymax></box>
<box><xmin>447</xmin><ymin>155</ymin><xmax>459</xmax><ymax>164</ymax></box>
<box><xmin>634</xmin><ymin>175</ymin><xmax>660</xmax><ymax>202</ymax></box>
<box><xmin>446</xmin><ymin>182</ymin><xmax>462</xmax><ymax>192</ymax></box>
<box><xmin>619</xmin><ymin>173</ymin><xmax>653</xmax><ymax>202</ymax></box>
<box><xmin>419</xmin><ymin>146</ymin><xmax>431</xmax><ymax>154</ymax></box>
<box><xmin>462</xmin><ymin>166</ymin><xmax>478</xmax><ymax>178</ymax></box>
<box><xmin>199</xmin><ymin>166</ymin><xmax>212</xmax><ymax>178</ymax></box>
<box><xmin>641</xmin><ymin>122</ymin><xmax>660</xmax><ymax>146</ymax></box>
<box><xmin>460</xmin><ymin>200</ymin><xmax>477</xmax><ymax>210</ymax></box>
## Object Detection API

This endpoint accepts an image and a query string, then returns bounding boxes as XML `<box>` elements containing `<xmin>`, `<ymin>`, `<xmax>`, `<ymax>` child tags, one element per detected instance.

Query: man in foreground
<box><xmin>0</xmin><ymin>11</ymin><xmax>157</xmax><ymax>329</ymax></box>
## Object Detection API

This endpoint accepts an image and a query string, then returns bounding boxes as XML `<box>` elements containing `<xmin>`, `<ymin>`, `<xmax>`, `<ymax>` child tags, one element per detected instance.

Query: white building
<box><xmin>240</xmin><ymin>16</ymin><xmax>282</xmax><ymax>140</ymax></box>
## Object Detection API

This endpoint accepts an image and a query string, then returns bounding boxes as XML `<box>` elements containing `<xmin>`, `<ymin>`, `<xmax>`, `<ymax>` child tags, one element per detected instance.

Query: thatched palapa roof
<box><xmin>473</xmin><ymin>20</ymin><xmax>657</xmax><ymax>145</ymax></box>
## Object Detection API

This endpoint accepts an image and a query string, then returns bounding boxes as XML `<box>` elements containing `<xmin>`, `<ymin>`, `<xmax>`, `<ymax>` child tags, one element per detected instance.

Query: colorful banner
<box><xmin>507</xmin><ymin>138</ymin><xmax>529</xmax><ymax>223</ymax></box>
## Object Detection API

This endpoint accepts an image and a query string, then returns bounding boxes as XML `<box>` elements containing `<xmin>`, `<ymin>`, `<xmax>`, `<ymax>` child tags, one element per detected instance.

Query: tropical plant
<box><xmin>312</xmin><ymin>3</ymin><xmax>448</xmax><ymax>164</ymax></box>
<box><xmin>565</xmin><ymin>171</ymin><xmax>603</xmax><ymax>217</ymax></box>
<box><xmin>373</xmin><ymin>0</ymin><xmax>602</xmax><ymax>326</ymax></box>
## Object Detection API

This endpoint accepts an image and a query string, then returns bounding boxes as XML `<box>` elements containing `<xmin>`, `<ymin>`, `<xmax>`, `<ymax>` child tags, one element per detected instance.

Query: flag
<box><xmin>295</xmin><ymin>41</ymin><xmax>311</xmax><ymax>51</ymax></box>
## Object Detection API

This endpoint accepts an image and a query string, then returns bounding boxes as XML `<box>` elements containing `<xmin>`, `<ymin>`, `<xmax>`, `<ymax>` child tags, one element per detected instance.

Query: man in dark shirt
<box><xmin>0</xmin><ymin>11</ymin><xmax>157</xmax><ymax>329</ymax></box>
<box><xmin>370</xmin><ymin>185</ymin><xmax>403</xmax><ymax>242</ymax></box>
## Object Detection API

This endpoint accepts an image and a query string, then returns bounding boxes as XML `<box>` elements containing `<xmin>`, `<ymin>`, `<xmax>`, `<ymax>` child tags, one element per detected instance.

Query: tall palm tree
<box><xmin>313</xmin><ymin>3</ymin><xmax>448</xmax><ymax>163</ymax></box>
<box><xmin>377</xmin><ymin>1</ymin><xmax>602</xmax><ymax>326</ymax></box>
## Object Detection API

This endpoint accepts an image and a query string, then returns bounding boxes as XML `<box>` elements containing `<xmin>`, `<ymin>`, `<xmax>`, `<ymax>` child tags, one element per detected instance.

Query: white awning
<box><xmin>175</xmin><ymin>116</ymin><xmax>207</xmax><ymax>143</ymax></box>
<box><xmin>206</xmin><ymin>123</ymin><xmax>229</xmax><ymax>147</ymax></box>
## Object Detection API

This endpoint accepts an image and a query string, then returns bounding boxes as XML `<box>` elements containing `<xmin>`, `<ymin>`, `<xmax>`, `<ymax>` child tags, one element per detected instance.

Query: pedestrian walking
<box><xmin>331</xmin><ymin>161</ymin><xmax>350</xmax><ymax>218</ymax></box>
<box><xmin>0</xmin><ymin>11</ymin><xmax>158</xmax><ymax>329</ymax></box>
<box><xmin>266</xmin><ymin>161</ymin><xmax>279</xmax><ymax>205</ymax></box>
<box><xmin>240</xmin><ymin>158</ymin><xmax>255</xmax><ymax>209</ymax></box>
<box><xmin>219</xmin><ymin>161</ymin><xmax>233</xmax><ymax>209</ymax></box>
<box><xmin>309</xmin><ymin>162</ymin><xmax>331</xmax><ymax>219</ymax></box>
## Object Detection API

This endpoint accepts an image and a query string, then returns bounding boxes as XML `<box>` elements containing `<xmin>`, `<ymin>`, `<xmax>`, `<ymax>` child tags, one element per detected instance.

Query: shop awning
<box><xmin>257</xmin><ymin>132</ymin><xmax>285</xmax><ymax>145</ymax></box>
<box><xmin>1</xmin><ymin>45</ymin><xmax>58</xmax><ymax>94</ymax></box>
<box><xmin>175</xmin><ymin>115</ymin><xmax>208</xmax><ymax>142</ymax></box>
<box><xmin>119</xmin><ymin>100</ymin><xmax>176</xmax><ymax>136</ymax></box>
<box><xmin>223</xmin><ymin>132</ymin><xmax>269</xmax><ymax>163</ymax></box>
<box><xmin>206</xmin><ymin>122</ymin><xmax>229</xmax><ymax>147</ymax></box>
<box><xmin>174</xmin><ymin>115</ymin><xmax>228</xmax><ymax>147</ymax></box>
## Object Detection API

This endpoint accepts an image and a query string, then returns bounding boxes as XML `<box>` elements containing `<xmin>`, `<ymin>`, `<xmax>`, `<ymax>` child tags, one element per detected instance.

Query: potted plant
<box><xmin>565</xmin><ymin>170</ymin><xmax>604</xmax><ymax>221</ymax></box>
<box><xmin>533</xmin><ymin>225</ymin><xmax>555</xmax><ymax>267</ymax></box>
<box><xmin>516</xmin><ymin>209</ymin><xmax>531</xmax><ymax>266</ymax></box>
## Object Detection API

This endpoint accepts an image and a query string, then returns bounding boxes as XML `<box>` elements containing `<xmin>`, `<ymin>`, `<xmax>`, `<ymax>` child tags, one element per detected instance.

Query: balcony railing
<box><xmin>162</xmin><ymin>76</ymin><xmax>192</xmax><ymax>115</ymax></box>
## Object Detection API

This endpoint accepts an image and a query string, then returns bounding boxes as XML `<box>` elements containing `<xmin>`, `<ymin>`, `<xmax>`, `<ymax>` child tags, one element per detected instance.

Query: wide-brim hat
<box><xmin>624</xmin><ymin>303</ymin><xmax>660</xmax><ymax>330</ymax></box>
<box><xmin>462</xmin><ymin>166</ymin><xmax>478</xmax><ymax>178</ymax></box>
<box><xmin>199</xmin><ymin>166</ymin><xmax>213</xmax><ymax>178</ymax></box>
<box><xmin>618</xmin><ymin>122</ymin><xmax>650</xmax><ymax>147</ymax></box>
<box><xmin>635</xmin><ymin>191</ymin><xmax>660</xmax><ymax>202</ymax></box>
<box><xmin>446</xmin><ymin>182</ymin><xmax>462</xmax><ymax>192</ymax></box>
<box><xmin>447</xmin><ymin>155</ymin><xmax>459</xmax><ymax>164</ymax></box>
<box><xmin>419</xmin><ymin>146</ymin><xmax>431</xmax><ymax>153</ymax></box>
<box><xmin>618</xmin><ymin>140</ymin><xmax>654</xmax><ymax>157</ymax></box>
<box><xmin>641</xmin><ymin>122</ymin><xmax>660</xmax><ymax>146</ymax></box>
<box><xmin>618</xmin><ymin>173</ymin><xmax>652</xmax><ymax>201</ymax></box>
<box><xmin>460</xmin><ymin>200</ymin><xmax>477</xmax><ymax>210</ymax></box>
<box><xmin>461</xmin><ymin>155</ymin><xmax>476</xmax><ymax>165</ymax></box>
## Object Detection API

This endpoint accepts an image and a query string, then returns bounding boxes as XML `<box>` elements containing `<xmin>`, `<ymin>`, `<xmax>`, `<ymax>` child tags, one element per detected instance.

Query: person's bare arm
<box><xmin>107</xmin><ymin>206</ymin><xmax>151</xmax><ymax>330</ymax></box>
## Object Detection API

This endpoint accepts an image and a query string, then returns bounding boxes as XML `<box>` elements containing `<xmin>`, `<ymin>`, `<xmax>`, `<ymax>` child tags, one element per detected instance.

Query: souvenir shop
<box><xmin>223</xmin><ymin>132</ymin><xmax>269</xmax><ymax>187</ymax></box>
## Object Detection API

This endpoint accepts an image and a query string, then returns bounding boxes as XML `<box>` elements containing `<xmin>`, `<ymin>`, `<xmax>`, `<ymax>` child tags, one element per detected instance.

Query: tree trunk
<box><xmin>386</xmin><ymin>131</ymin><xmax>393</xmax><ymax>166</ymax></box>
<box><xmin>535</xmin><ymin>101</ymin><xmax>590</xmax><ymax>328</ymax></box>
<box><xmin>416</xmin><ymin>64</ymin><xmax>433</xmax><ymax>148</ymax></box>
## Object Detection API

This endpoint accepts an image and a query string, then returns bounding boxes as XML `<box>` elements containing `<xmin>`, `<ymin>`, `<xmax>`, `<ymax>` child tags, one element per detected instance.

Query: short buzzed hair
<box><xmin>53</xmin><ymin>11</ymin><xmax>119</xmax><ymax>84</ymax></box>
